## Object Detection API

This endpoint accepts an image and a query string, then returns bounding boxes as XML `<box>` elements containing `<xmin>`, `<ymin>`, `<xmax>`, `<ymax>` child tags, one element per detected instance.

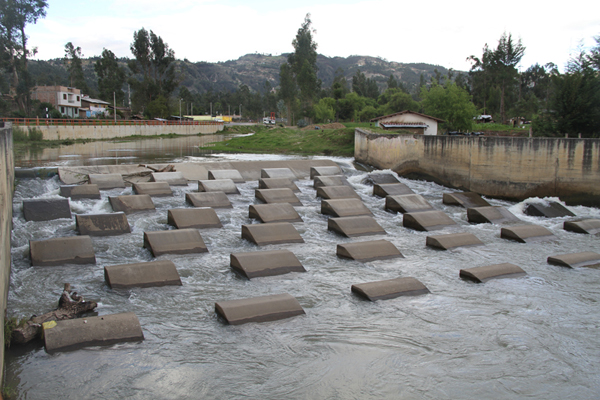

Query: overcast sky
<box><xmin>28</xmin><ymin>0</ymin><xmax>599</xmax><ymax>73</ymax></box>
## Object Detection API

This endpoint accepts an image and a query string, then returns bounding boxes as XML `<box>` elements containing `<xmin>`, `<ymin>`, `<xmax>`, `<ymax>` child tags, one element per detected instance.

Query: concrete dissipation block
<box><xmin>460</xmin><ymin>263</ymin><xmax>527</xmax><ymax>283</ymax></box>
<box><xmin>143</xmin><ymin>228</ymin><xmax>208</xmax><ymax>256</ymax></box>
<box><xmin>373</xmin><ymin>183</ymin><xmax>414</xmax><ymax>197</ymax></box>
<box><xmin>150</xmin><ymin>171</ymin><xmax>188</xmax><ymax>186</ymax></box>
<box><xmin>442</xmin><ymin>192</ymin><xmax>491</xmax><ymax>208</ymax></box>
<box><xmin>109</xmin><ymin>194</ymin><xmax>155</xmax><ymax>214</ymax></box>
<box><xmin>351</xmin><ymin>277</ymin><xmax>429</xmax><ymax>301</ymax></box>
<box><xmin>208</xmin><ymin>169</ymin><xmax>245</xmax><ymax>183</ymax></box>
<box><xmin>22</xmin><ymin>198</ymin><xmax>72</xmax><ymax>221</ymax></box>
<box><xmin>104</xmin><ymin>260</ymin><xmax>182</xmax><ymax>288</ymax></box>
<box><xmin>500</xmin><ymin>224</ymin><xmax>555</xmax><ymax>243</ymax></box>
<box><xmin>563</xmin><ymin>219</ymin><xmax>600</xmax><ymax>234</ymax></box>
<box><xmin>258</xmin><ymin>178</ymin><xmax>300</xmax><ymax>192</ymax></box>
<box><xmin>328</xmin><ymin>215</ymin><xmax>386</xmax><ymax>237</ymax></box>
<box><xmin>198</xmin><ymin>179</ymin><xmax>240</xmax><ymax>194</ymax></box>
<box><xmin>215</xmin><ymin>293</ymin><xmax>305</xmax><ymax>325</ymax></box>
<box><xmin>321</xmin><ymin>198</ymin><xmax>372</xmax><ymax>218</ymax></box>
<box><xmin>168</xmin><ymin>208</ymin><xmax>222</xmax><ymax>229</ymax></box>
<box><xmin>316</xmin><ymin>185</ymin><xmax>360</xmax><ymax>200</ymax></box>
<box><xmin>186</xmin><ymin>192</ymin><xmax>232</xmax><ymax>208</ymax></box>
<box><xmin>547</xmin><ymin>251</ymin><xmax>600</xmax><ymax>268</ymax></box>
<box><xmin>43</xmin><ymin>312</ymin><xmax>144</xmax><ymax>353</ymax></box>
<box><xmin>403</xmin><ymin>210</ymin><xmax>457</xmax><ymax>231</ymax></box>
<box><xmin>261</xmin><ymin>168</ymin><xmax>297</xmax><ymax>180</ymax></box>
<box><xmin>337</xmin><ymin>239</ymin><xmax>403</xmax><ymax>262</ymax></box>
<box><xmin>255</xmin><ymin>188</ymin><xmax>302</xmax><ymax>206</ymax></box>
<box><xmin>230</xmin><ymin>249</ymin><xmax>306</xmax><ymax>278</ymax></box>
<box><xmin>76</xmin><ymin>212</ymin><xmax>131</xmax><ymax>236</ymax></box>
<box><xmin>132</xmin><ymin>182</ymin><xmax>173</xmax><ymax>197</ymax></box>
<box><xmin>524</xmin><ymin>201</ymin><xmax>575</xmax><ymax>218</ymax></box>
<box><xmin>313</xmin><ymin>175</ymin><xmax>350</xmax><ymax>189</ymax></box>
<box><xmin>29</xmin><ymin>236</ymin><xmax>96</xmax><ymax>266</ymax></box>
<box><xmin>310</xmin><ymin>166</ymin><xmax>341</xmax><ymax>179</ymax></box>
<box><xmin>467</xmin><ymin>206</ymin><xmax>520</xmax><ymax>224</ymax></box>
<box><xmin>426</xmin><ymin>232</ymin><xmax>484</xmax><ymax>250</ymax></box>
<box><xmin>60</xmin><ymin>184</ymin><xmax>101</xmax><ymax>200</ymax></box>
<box><xmin>88</xmin><ymin>173</ymin><xmax>126</xmax><ymax>190</ymax></box>
<box><xmin>249</xmin><ymin>203</ymin><xmax>302</xmax><ymax>223</ymax></box>
<box><xmin>241</xmin><ymin>222</ymin><xmax>304</xmax><ymax>246</ymax></box>
<box><xmin>385</xmin><ymin>194</ymin><xmax>434</xmax><ymax>214</ymax></box>
<box><xmin>366</xmin><ymin>173</ymin><xmax>400</xmax><ymax>185</ymax></box>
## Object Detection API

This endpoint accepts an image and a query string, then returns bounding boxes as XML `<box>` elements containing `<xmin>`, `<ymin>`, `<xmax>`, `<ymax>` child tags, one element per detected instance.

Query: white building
<box><xmin>370</xmin><ymin>111</ymin><xmax>445</xmax><ymax>135</ymax></box>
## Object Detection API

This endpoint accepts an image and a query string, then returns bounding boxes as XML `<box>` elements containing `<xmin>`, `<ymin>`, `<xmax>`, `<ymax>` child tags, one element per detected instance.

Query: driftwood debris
<box><xmin>139</xmin><ymin>164</ymin><xmax>176</xmax><ymax>173</ymax></box>
<box><xmin>11</xmin><ymin>283</ymin><xmax>97</xmax><ymax>345</ymax></box>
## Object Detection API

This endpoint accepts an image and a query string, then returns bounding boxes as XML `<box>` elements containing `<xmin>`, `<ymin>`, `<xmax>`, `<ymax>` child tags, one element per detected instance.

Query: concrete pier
<box><xmin>22</xmin><ymin>198</ymin><xmax>72</xmax><ymax>221</ymax></box>
<box><xmin>249</xmin><ymin>203</ymin><xmax>303</xmax><ymax>223</ymax></box>
<box><xmin>258</xmin><ymin>178</ymin><xmax>300</xmax><ymax>192</ymax></box>
<box><xmin>403</xmin><ymin>210</ymin><xmax>457</xmax><ymax>231</ymax></box>
<box><xmin>314</xmin><ymin>175</ymin><xmax>350</xmax><ymax>188</ymax></box>
<box><xmin>198</xmin><ymin>179</ymin><xmax>240</xmax><ymax>194</ymax></box>
<box><xmin>88</xmin><ymin>173</ymin><xmax>125</xmax><ymax>189</ymax></box>
<box><xmin>467</xmin><ymin>206</ymin><xmax>520</xmax><ymax>224</ymax></box>
<box><xmin>261</xmin><ymin>168</ymin><xmax>297</xmax><ymax>180</ymax></box>
<box><xmin>109</xmin><ymin>194</ymin><xmax>155</xmax><ymax>214</ymax></box>
<box><xmin>241</xmin><ymin>222</ymin><xmax>304</xmax><ymax>246</ymax></box>
<box><xmin>385</xmin><ymin>194</ymin><xmax>434</xmax><ymax>214</ymax></box>
<box><xmin>328</xmin><ymin>215</ymin><xmax>386</xmax><ymax>237</ymax></box>
<box><xmin>563</xmin><ymin>219</ymin><xmax>600</xmax><ymax>234</ymax></box>
<box><xmin>547</xmin><ymin>252</ymin><xmax>600</xmax><ymax>268</ymax></box>
<box><xmin>60</xmin><ymin>184</ymin><xmax>101</xmax><ymax>200</ymax></box>
<box><xmin>321</xmin><ymin>199</ymin><xmax>372</xmax><ymax>218</ymax></box>
<box><xmin>501</xmin><ymin>225</ymin><xmax>555</xmax><ymax>243</ymax></box>
<box><xmin>366</xmin><ymin>173</ymin><xmax>400</xmax><ymax>185</ymax></box>
<box><xmin>76</xmin><ymin>212</ymin><xmax>131</xmax><ymax>236</ymax></box>
<box><xmin>460</xmin><ymin>263</ymin><xmax>526</xmax><ymax>283</ymax></box>
<box><xmin>373</xmin><ymin>183</ymin><xmax>414</xmax><ymax>197</ymax></box>
<box><xmin>167</xmin><ymin>208</ymin><xmax>222</xmax><ymax>229</ymax></box>
<box><xmin>132</xmin><ymin>182</ymin><xmax>173</xmax><ymax>197</ymax></box>
<box><xmin>255</xmin><ymin>188</ymin><xmax>302</xmax><ymax>206</ymax></box>
<box><xmin>151</xmin><ymin>172</ymin><xmax>188</xmax><ymax>186</ymax></box>
<box><xmin>230</xmin><ymin>250</ymin><xmax>306</xmax><ymax>278</ymax></box>
<box><xmin>29</xmin><ymin>236</ymin><xmax>96</xmax><ymax>266</ymax></box>
<box><xmin>310</xmin><ymin>166</ymin><xmax>341</xmax><ymax>179</ymax></box>
<box><xmin>316</xmin><ymin>185</ymin><xmax>360</xmax><ymax>200</ymax></box>
<box><xmin>143</xmin><ymin>228</ymin><xmax>208</xmax><ymax>256</ymax></box>
<box><xmin>215</xmin><ymin>293</ymin><xmax>305</xmax><ymax>325</ymax></box>
<box><xmin>104</xmin><ymin>260</ymin><xmax>182</xmax><ymax>288</ymax></box>
<box><xmin>337</xmin><ymin>239</ymin><xmax>403</xmax><ymax>262</ymax></box>
<box><xmin>208</xmin><ymin>169</ymin><xmax>245</xmax><ymax>183</ymax></box>
<box><xmin>426</xmin><ymin>232</ymin><xmax>484</xmax><ymax>250</ymax></box>
<box><xmin>352</xmin><ymin>277</ymin><xmax>429</xmax><ymax>301</ymax></box>
<box><xmin>443</xmin><ymin>192</ymin><xmax>491</xmax><ymax>208</ymax></box>
<box><xmin>186</xmin><ymin>192</ymin><xmax>232</xmax><ymax>208</ymax></box>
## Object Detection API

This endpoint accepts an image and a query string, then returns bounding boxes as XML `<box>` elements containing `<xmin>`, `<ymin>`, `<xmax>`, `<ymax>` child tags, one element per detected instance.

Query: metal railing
<box><xmin>0</xmin><ymin>118</ymin><xmax>224</xmax><ymax>127</ymax></box>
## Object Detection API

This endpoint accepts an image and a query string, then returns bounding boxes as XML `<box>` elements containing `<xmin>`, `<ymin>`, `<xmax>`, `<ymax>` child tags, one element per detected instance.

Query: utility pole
<box><xmin>239</xmin><ymin>104</ymin><xmax>242</xmax><ymax>121</ymax></box>
<box><xmin>179</xmin><ymin>99</ymin><xmax>182</xmax><ymax>124</ymax></box>
<box><xmin>113</xmin><ymin>92</ymin><xmax>116</xmax><ymax>123</ymax></box>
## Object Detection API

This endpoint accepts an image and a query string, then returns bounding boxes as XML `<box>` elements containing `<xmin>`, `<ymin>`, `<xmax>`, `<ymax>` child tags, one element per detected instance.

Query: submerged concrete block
<box><xmin>385</xmin><ymin>194</ymin><xmax>434</xmax><ymax>214</ymax></box>
<box><xmin>373</xmin><ymin>183</ymin><xmax>414</xmax><ymax>197</ymax></box>
<box><xmin>60</xmin><ymin>184</ymin><xmax>101</xmax><ymax>200</ymax></box>
<box><xmin>366</xmin><ymin>173</ymin><xmax>400</xmax><ymax>185</ymax></box>
<box><xmin>43</xmin><ymin>312</ymin><xmax>144</xmax><ymax>353</ymax></box>
<box><xmin>109</xmin><ymin>195</ymin><xmax>155</xmax><ymax>214</ymax></box>
<box><xmin>230</xmin><ymin>250</ymin><xmax>306</xmax><ymax>278</ymax></box>
<box><xmin>241</xmin><ymin>222</ymin><xmax>304</xmax><ymax>246</ymax></box>
<box><xmin>403</xmin><ymin>210</ymin><xmax>457</xmax><ymax>231</ymax></box>
<box><xmin>460</xmin><ymin>263</ymin><xmax>526</xmax><ymax>283</ymax></box>
<box><xmin>208</xmin><ymin>169</ymin><xmax>245</xmax><ymax>183</ymax></box>
<box><xmin>132</xmin><ymin>182</ymin><xmax>173</xmax><ymax>197</ymax></box>
<box><xmin>337</xmin><ymin>239</ymin><xmax>403</xmax><ymax>262</ymax></box>
<box><xmin>426</xmin><ymin>232</ymin><xmax>484</xmax><ymax>250</ymax></box>
<box><xmin>261</xmin><ymin>168</ymin><xmax>296</xmax><ymax>180</ymax></box>
<box><xmin>328</xmin><ymin>215</ymin><xmax>386</xmax><ymax>237</ymax></box>
<box><xmin>500</xmin><ymin>225</ymin><xmax>555</xmax><ymax>243</ymax></box>
<box><xmin>29</xmin><ymin>236</ymin><xmax>96</xmax><ymax>266</ymax></box>
<box><xmin>186</xmin><ymin>192</ymin><xmax>232</xmax><ymax>209</ymax></box>
<box><xmin>524</xmin><ymin>201</ymin><xmax>575</xmax><ymax>218</ymax></box>
<box><xmin>321</xmin><ymin>198</ymin><xmax>372</xmax><ymax>217</ymax></box>
<box><xmin>104</xmin><ymin>260</ymin><xmax>182</xmax><ymax>288</ymax></box>
<box><xmin>198</xmin><ymin>179</ymin><xmax>240</xmax><ymax>194</ymax></box>
<box><xmin>563</xmin><ymin>219</ymin><xmax>600</xmax><ymax>234</ymax></box>
<box><xmin>168</xmin><ymin>208</ymin><xmax>222</xmax><ymax>229</ymax></box>
<box><xmin>215</xmin><ymin>293</ymin><xmax>305</xmax><ymax>325</ymax></box>
<box><xmin>76</xmin><ymin>212</ymin><xmax>131</xmax><ymax>236</ymax></box>
<box><xmin>150</xmin><ymin>171</ymin><xmax>188</xmax><ymax>186</ymax></box>
<box><xmin>23</xmin><ymin>198</ymin><xmax>72</xmax><ymax>221</ymax></box>
<box><xmin>314</xmin><ymin>175</ymin><xmax>350</xmax><ymax>188</ymax></box>
<box><xmin>143</xmin><ymin>228</ymin><xmax>208</xmax><ymax>256</ymax></box>
<box><xmin>310</xmin><ymin>165</ymin><xmax>341</xmax><ymax>179</ymax></box>
<box><xmin>352</xmin><ymin>277</ymin><xmax>429</xmax><ymax>301</ymax></box>
<box><xmin>547</xmin><ymin>252</ymin><xmax>600</xmax><ymax>268</ymax></box>
<box><xmin>258</xmin><ymin>178</ymin><xmax>300</xmax><ymax>192</ymax></box>
<box><xmin>443</xmin><ymin>192</ymin><xmax>491</xmax><ymax>208</ymax></box>
<box><xmin>249</xmin><ymin>203</ymin><xmax>302</xmax><ymax>223</ymax></box>
<box><xmin>316</xmin><ymin>185</ymin><xmax>360</xmax><ymax>200</ymax></box>
<box><xmin>467</xmin><ymin>206</ymin><xmax>520</xmax><ymax>224</ymax></box>
<box><xmin>255</xmin><ymin>188</ymin><xmax>302</xmax><ymax>206</ymax></box>
<box><xmin>88</xmin><ymin>173</ymin><xmax>126</xmax><ymax>190</ymax></box>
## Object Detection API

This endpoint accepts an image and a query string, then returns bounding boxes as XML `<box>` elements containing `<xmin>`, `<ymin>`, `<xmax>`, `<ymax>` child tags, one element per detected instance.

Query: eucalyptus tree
<box><xmin>95</xmin><ymin>48</ymin><xmax>126</xmax><ymax>104</ymax></box>
<box><xmin>64</xmin><ymin>42</ymin><xmax>90</xmax><ymax>94</ymax></box>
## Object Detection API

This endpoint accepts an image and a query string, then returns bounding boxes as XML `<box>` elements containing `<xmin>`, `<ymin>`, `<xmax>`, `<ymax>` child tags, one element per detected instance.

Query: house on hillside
<box><xmin>32</xmin><ymin>86</ymin><xmax>82</xmax><ymax>118</ymax></box>
<box><xmin>370</xmin><ymin>111</ymin><xmax>444</xmax><ymax>135</ymax></box>
<box><xmin>81</xmin><ymin>96</ymin><xmax>111</xmax><ymax>118</ymax></box>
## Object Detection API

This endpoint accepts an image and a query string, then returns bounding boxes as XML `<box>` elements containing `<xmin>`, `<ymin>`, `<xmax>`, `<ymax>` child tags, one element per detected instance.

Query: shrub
<box><xmin>297</xmin><ymin>119</ymin><xmax>308</xmax><ymax>128</ymax></box>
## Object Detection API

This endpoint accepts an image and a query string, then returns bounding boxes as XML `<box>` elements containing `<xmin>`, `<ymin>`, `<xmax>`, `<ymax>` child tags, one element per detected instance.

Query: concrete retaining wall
<box><xmin>355</xmin><ymin>129</ymin><xmax>600</xmax><ymax>206</ymax></box>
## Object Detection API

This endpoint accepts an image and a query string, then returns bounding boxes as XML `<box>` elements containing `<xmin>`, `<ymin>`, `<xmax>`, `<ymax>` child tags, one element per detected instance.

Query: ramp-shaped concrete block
<box><xmin>43</xmin><ymin>312</ymin><xmax>144</xmax><ymax>353</ymax></box>
<box><xmin>337</xmin><ymin>239</ymin><xmax>403</xmax><ymax>262</ymax></box>
<box><xmin>500</xmin><ymin>225</ymin><xmax>555</xmax><ymax>243</ymax></box>
<box><xmin>150</xmin><ymin>171</ymin><xmax>188</xmax><ymax>186</ymax></box>
<box><xmin>373</xmin><ymin>183</ymin><xmax>414</xmax><ymax>198</ymax></box>
<box><xmin>316</xmin><ymin>185</ymin><xmax>360</xmax><ymax>200</ymax></box>
<box><xmin>143</xmin><ymin>228</ymin><xmax>208</xmax><ymax>256</ymax></box>
<box><xmin>132</xmin><ymin>182</ymin><xmax>173</xmax><ymax>197</ymax></box>
<box><xmin>310</xmin><ymin>166</ymin><xmax>342</xmax><ymax>179</ymax></box>
<box><xmin>60</xmin><ymin>184</ymin><xmax>101</xmax><ymax>200</ymax></box>
<box><xmin>198</xmin><ymin>179</ymin><xmax>240</xmax><ymax>194</ymax></box>
<box><xmin>249</xmin><ymin>203</ymin><xmax>302</xmax><ymax>223</ymax></box>
<box><xmin>524</xmin><ymin>202</ymin><xmax>575</xmax><ymax>218</ymax></box>
<box><xmin>241</xmin><ymin>222</ymin><xmax>304</xmax><ymax>246</ymax></box>
<box><xmin>261</xmin><ymin>168</ymin><xmax>296</xmax><ymax>180</ymax></box>
<box><xmin>460</xmin><ymin>263</ymin><xmax>526</xmax><ymax>283</ymax></box>
<box><xmin>29</xmin><ymin>236</ymin><xmax>96</xmax><ymax>266</ymax></box>
<box><xmin>328</xmin><ymin>216</ymin><xmax>386</xmax><ymax>237</ymax></box>
<box><xmin>321</xmin><ymin>198</ymin><xmax>372</xmax><ymax>217</ymax></box>
<box><xmin>443</xmin><ymin>192</ymin><xmax>491</xmax><ymax>208</ymax></box>
<box><xmin>426</xmin><ymin>232</ymin><xmax>484</xmax><ymax>250</ymax></box>
<box><xmin>255</xmin><ymin>188</ymin><xmax>302</xmax><ymax>206</ymax></box>
<box><xmin>168</xmin><ymin>208</ymin><xmax>222</xmax><ymax>229</ymax></box>
<box><xmin>403</xmin><ymin>210</ymin><xmax>457</xmax><ymax>231</ymax></box>
<box><xmin>467</xmin><ymin>206</ymin><xmax>520</xmax><ymax>224</ymax></box>
<box><xmin>23</xmin><ymin>198</ymin><xmax>72</xmax><ymax>221</ymax></box>
<box><xmin>385</xmin><ymin>194</ymin><xmax>434</xmax><ymax>214</ymax></box>
<box><xmin>258</xmin><ymin>178</ymin><xmax>300</xmax><ymax>192</ymax></box>
<box><xmin>547</xmin><ymin>252</ymin><xmax>600</xmax><ymax>268</ymax></box>
<box><xmin>208</xmin><ymin>169</ymin><xmax>244</xmax><ymax>183</ymax></box>
<box><xmin>564</xmin><ymin>219</ymin><xmax>600</xmax><ymax>234</ymax></box>
<box><xmin>366</xmin><ymin>173</ymin><xmax>400</xmax><ymax>185</ymax></box>
<box><xmin>88</xmin><ymin>173</ymin><xmax>125</xmax><ymax>190</ymax></box>
<box><xmin>352</xmin><ymin>277</ymin><xmax>429</xmax><ymax>301</ymax></box>
<box><xmin>109</xmin><ymin>195</ymin><xmax>155</xmax><ymax>214</ymax></box>
<box><xmin>104</xmin><ymin>260</ymin><xmax>182</xmax><ymax>288</ymax></box>
<box><xmin>230</xmin><ymin>250</ymin><xmax>306</xmax><ymax>279</ymax></box>
<box><xmin>186</xmin><ymin>192</ymin><xmax>232</xmax><ymax>209</ymax></box>
<box><xmin>314</xmin><ymin>175</ymin><xmax>350</xmax><ymax>188</ymax></box>
<box><xmin>215</xmin><ymin>293</ymin><xmax>305</xmax><ymax>325</ymax></box>
<box><xmin>76</xmin><ymin>212</ymin><xmax>131</xmax><ymax>236</ymax></box>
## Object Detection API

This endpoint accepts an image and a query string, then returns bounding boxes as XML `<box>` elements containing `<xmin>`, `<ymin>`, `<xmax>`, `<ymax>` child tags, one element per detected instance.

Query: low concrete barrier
<box><xmin>460</xmin><ymin>263</ymin><xmax>526</xmax><ymax>283</ymax></box>
<box><xmin>230</xmin><ymin>250</ymin><xmax>305</xmax><ymax>278</ymax></box>
<box><xmin>29</xmin><ymin>236</ymin><xmax>96</xmax><ymax>266</ymax></box>
<box><xmin>316</xmin><ymin>186</ymin><xmax>360</xmax><ymax>200</ymax></box>
<box><xmin>501</xmin><ymin>225</ymin><xmax>555</xmax><ymax>243</ymax></box>
<box><xmin>88</xmin><ymin>173</ymin><xmax>125</xmax><ymax>189</ymax></box>
<box><xmin>241</xmin><ymin>222</ymin><xmax>304</xmax><ymax>246</ymax></box>
<box><xmin>547</xmin><ymin>252</ymin><xmax>600</xmax><ymax>268</ymax></box>
<box><xmin>258</xmin><ymin>178</ymin><xmax>299</xmax><ymax>192</ymax></box>
<box><xmin>143</xmin><ymin>229</ymin><xmax>208</xmax><ymax>256</ymax></box>
<box><xmin>109</xmin><ymin>194</ymin><xmax>155</xmax><ymax>214</ymax></box>
<box><xmin>104</xmin><ymin>260</ymin><xmax>182</xmax><ymax>288</ymax></box>
<box><xmin>385</xmin><ymin>194</ymin><xmax>434</xmax><ymax>214</ymax></box>
<box><xmin>261</xmin><ymin>168</ymin><xmax>296</xmax><ymax>180</ymax></box>
<box><xmin>255</xmin><ymin>188</ymin><xmax>302</xmax><ymax>206</ymax></box>
<box><xmin>314</xmin><ymin>175</ymin><xmax>350</xmax><ymax>189</ymax></box>
<box><xmin>321</xmin><ymin>199</ymin><xmax>372</xmax><ymax>218</ymax></box>
<box><xmin>366</xmin><ymin>173</ymin><xmax>400</xmax><ymax>185</ymax></box>
<box><xmin>467</xmin><ymin>206</ymin><xmax>520</xmax><ymax>224</ymax></box>
<box><xmin>373</xmin><ymin>183</ymin><xmax>414</xmax><ymax>197</ymax></box>
<box><xmin>249</xmin><ymin>203</ymin><xmax>302</xmax><ymax>223</ymax></box>
<box><xmin>208</xmin><ymin>169</ymin><xmax>245</xmax><ymax>183</ymax></box>
<box><xmin>151</xmin><ymin>172</ymin><xmax>187</xmax><ymax>186</ymax></box>
<box><xmin>60</xmin><ymin>184</ymin><xmax>101</xmax><ymax>199</ymax></box>
<box><xmin>198</xmin><ymin>179</ymin><xmax>239</xmax><ymax>194</ymax></box>
<box><xmin>310</xmin><ymin>166</ymin><xmax>341</xmax><ymax>179</ymax></box>
<box><xmin>524</xmin><ymin>202</ymin><xmax>575</xmax><ymax>218</ymax></box>
<box><xmin>351</xmin><ymin>277</ymin><xmax>429</xmax><ymax>301</ymax></box>
<box><xmin>132</xmin><ymin>182</ymin><xmax>173</xmax><ymax>197</ymax></box>
<box><xmin>337</xmin><ymin>239</ymin><xmax>403</xmax><ymax>262</ymax></box>
<box><xmin>426</xmin><ymin>232</ymin><xmax>484</xmax><ymax>250</ymax></box>
<box><xmin>186</xmin><ymin>192</ymin><xmax>232</xmax><ymax>208</ymax></box>
<box><xmin>563</xmin><ymin>219</ymin><xmax>600</xmax><ymax>234</ymax></box>
<box><xmin>403</xmin><ymin>210</ymin><xmax>457</xmax><ymax>231</ymax></box>
<box><xmin>76</xmin><ymin>212</ymin><xmax>131</xmax><ymax>236</ymax></box>
<box><xmin>22</xmin><ymin>198</ymin><xmax>72</xmax><ymax>221</ymax></box>
<box><xmin>443</xmin><ymin>192</ymin><xmax>490</xmax><ymax>208</ymax></box>
<box><xmin>328</xmin><ymin>215</ymin><xmax>386</xmax><ymax>237</ymax></box>
<box><xmin>167</xmin><ymin>208</ymin><xmax>222</xmax><ymax>229</ymax></box>
<box><xmin>215</xmin><ymin>293</ymin><xmax>305</xmax><ymax>325</ymax></box>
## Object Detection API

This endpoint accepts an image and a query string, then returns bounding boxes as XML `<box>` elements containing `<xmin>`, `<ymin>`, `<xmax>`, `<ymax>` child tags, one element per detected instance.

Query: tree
<box><xmin>352</xmin><ymin>69</ymin><xmax>379</xmax><ymax>99</ymax></box>
<box><xmin>421</xmin><ymin>79</ymin><xmax>477</xmax><ymax>132</ymax></box>
<box><xmin>64</xmin><ymin>42</ymin><xmax>90</xmax><ymax>94</ymax></box>
<box><xmin>387</xmin><ymin>74</ymin><xmax>398</xmax><ymax>89</ymax></box>
<box><xmin>95</xmin><ymin>48</ymin><xmax>126</xmax><ymax>105</ymax></box>
<box><xmin>313</xmin><ymin>97</ymin><xmax>335</xmax><ymax>122</ymax></box>
<box><xmin>278</xmin><ymin>62</ymin><xmax>296</xmax><ymax>125</ymax></box>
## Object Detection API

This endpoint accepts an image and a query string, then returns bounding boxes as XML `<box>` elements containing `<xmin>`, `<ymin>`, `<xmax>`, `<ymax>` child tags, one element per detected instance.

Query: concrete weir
<box><xmin>241</xmin><ymin>222</ymin><xmax>304</xmax><ymax>246</ymax></box>
<box><xmin>43</xmin><ymin>312</ymin><xmax>144</xmax><ymax>353</ymax></box>
<box><xmin>403</xmin><ymin>210</ymin><xmax>457</xmax><ymax>231</ymax></box>
<box><xmin>88</xmin><ymin>173</ymin><xmax>125</xmax><ymax>189</ymax></box>
<box><xmin>60</xmin><ymin>184</ymin><xmax>101</xmax><ymax>200</ymax></box>
<box><xmin>76</xmin><ymin>212</ymin><xmax>131</xmax><ymax>236</ymax></box>
<box><xmin>310</xmin><ymin>166</ymin><xmax>341</xmax><ymax>179</ymax></box>
<box><xmin>143</xmin><ymin>228</ymin><xmax>208</xmax><ymax>256</ymax></box>
<box><xmin>215</xmin><ymin>293</ymin><xmax>305</xmax><ymax>325</ymax></box>
<box><xmin>104</xmin><ymin>260</ymin><xmax>182</xmax><ymax>288</ymax></box>
<box><xmin>230</xmin><ymin>250</ymin><xmax>306</xmax><ymax>279</ymax></box>
<box><xmin>328</xmin><ymin>215</ymin><xmax>386</xmax><ymax>237</ymax></box>
<box><xmin>316</xmin><ymin>185</ymin><xmax>360</xmax><ymax>200</ymax></box>
<box><xmin>255</xmin><ymin>188</ymin><xmax>302</xmax><ymax>206</ymax></box>
<box><xmin>261</xmin><ymin>168</ymin><xmax>297</xmax><ymax>180</ymax></box>
<box><xmin>426</xmin><ymin>232</ymin><xmax>484</xmax><ymax>250</ymax></box>
<box><xmin>563</xmin><ymin>219</ymin><xmax>600</xmax><ymax>234</ymax></box>
<box><xmin>501</xmin><ymin>225</ymin><xmax>555</xmax><ymax>243</ymax></box>
<box><xmin>151</xmin><ymin>172</ymin><xmax>188</xmax><ymax>186</ymax></box>
<box><xmin>22</xmin><ymin>198</ymin><xmax>72</xmax><ymax>222</ymax></box>
<box><xmin>373</xmin><ymin>183</ymin><xmax>414</xmax><ymax>198</ymax></box>
<box><xmin>460</xmin><ymin>263</ymin><xmax>527</xmax><ymax>283</ymax></box>
<box><xmin>547</xmin><ymin>252</ymin><xmax>600</xmax><ymax>268</ymax></box>
<box><xmin>208</xmin><ymin>169</ymin><xmax>244</xmax><ymax>183</ymax></box>
<box><xmin>524</xmin><ymin>201</ymin><xmax>575</xmax><ymax>218</ymax></box>
<box><xmin>167</xmin><ymin>208</ymin><xmax>222</xmax><ymax>229</ymax></box>
<box><xmin>132</xmin><ymin>182</ymin><xmax>173</xmax><ymax>197</ymax></box>
<box><xmin>321</xmin><ymin>199</ymin><xmax>372</xmax><ymax>218</ymax></box>
<box><xmin>385</xmin><ymin>194</ymin><xmax>434</xmax><ymax>214</ymax></box>
<box><xmin>351</xmin><ymin>277</ymin><xmax>429</xmax><ymax>301</ymax></box>
<box><xmin>109</xmin><ymin>194</ymin><xmax>155</xmax><ymax>214</ymax></box>
<box><xmin>198</xmin><ymin>179</ymin><xmax>240</xmax><ymax>194</ymax></box>
<box><xmin>443</xmin><ymin>192</ymin><xmax>491</xmax><ymax>208</ymax></box>
<box><xmin>249</xmin><ymin>203</ymin><xmax>302</xmax><ymax>223</ymax></box>
<box><xmin>314</xmin><ymin>175</ymin><xmax>350</xmax><ymax>189</ymax></box>
<box><xmin>467</xmin><ymin>206</ymin><xmax>520</xmax><ymax>224</ymax></box>
<box><xmin>258</xmin><ymin>178</ymin><xmax>299</xmax><ymax>192</ymax></box>
<box><xmin>337</xmin><ymin>239</ymin><xmax>403</xmax><ymax>262</ymax></box>
<box><xmin>29</xmin><ymin>236</ymin><xmax>96</xmax><ymax>266</ymax></box>
<box><xmin>186</xmin><ymin>192</ymin><xmax>232</xmax><ymax>208</ymax></box>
